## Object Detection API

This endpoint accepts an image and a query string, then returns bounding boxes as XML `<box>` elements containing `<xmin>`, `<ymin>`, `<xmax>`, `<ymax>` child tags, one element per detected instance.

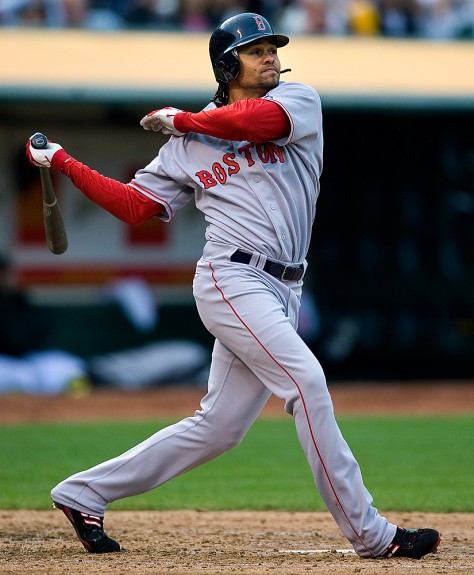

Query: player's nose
<box><xmin>262</xmin><ymin>55</ymin><xmax>277</xmax><ymax>69</ymax></box>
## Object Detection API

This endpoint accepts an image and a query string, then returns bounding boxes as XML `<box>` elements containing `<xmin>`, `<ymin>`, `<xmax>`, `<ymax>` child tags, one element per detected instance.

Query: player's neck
<box><xmin>228</xmin><ymin>87</ymin><xmax>268</xmax><ymax>104</ymax></box>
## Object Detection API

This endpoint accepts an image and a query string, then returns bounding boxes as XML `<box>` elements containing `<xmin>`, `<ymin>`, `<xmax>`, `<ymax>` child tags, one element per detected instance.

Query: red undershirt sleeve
<box><xmin>51</xmin><ymin>149</ymin><xmax>163</xmax><ymax>226</ymax></box>
<box><xmin>174</xmin><ymin>99</ymin><xmax>290</xmax><ymax>143</ymax></box>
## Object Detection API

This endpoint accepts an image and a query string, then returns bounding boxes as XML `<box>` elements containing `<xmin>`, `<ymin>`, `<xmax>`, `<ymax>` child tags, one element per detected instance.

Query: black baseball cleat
<box><xmin>53</xmin><ymin>501</ymin><xmax>121</xmax><ymax>553</ymax></box>
<box><xmin>384</xmin><ymin>527</ymin><xmax>441</xmax><ymax>559</ymax></box>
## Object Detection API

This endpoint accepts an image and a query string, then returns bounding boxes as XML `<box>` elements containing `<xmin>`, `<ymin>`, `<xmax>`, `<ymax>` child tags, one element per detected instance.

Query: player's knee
<box><xmin>283</xmin><ymin>368</ymin><xmax>330</xmax><ymax>416</ymax></box>
<box><xmin>206</xmin><ymin>424</ymin><xmax>246</xmax><ymax>454</ymax></box>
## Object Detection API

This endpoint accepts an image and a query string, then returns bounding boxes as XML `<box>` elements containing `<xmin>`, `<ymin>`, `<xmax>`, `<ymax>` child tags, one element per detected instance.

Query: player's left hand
<box><xmin>26</xmin><ymin>136</ymin><xmax>63</xmax><ymax>168</ymax></box>
<box><xmin>140</xmin><ymin>107</ymin><xmax>185</xmax><ymax>136</ymax></box>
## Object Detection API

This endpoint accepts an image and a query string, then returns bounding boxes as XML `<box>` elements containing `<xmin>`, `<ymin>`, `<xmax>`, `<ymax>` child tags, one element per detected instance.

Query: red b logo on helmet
<box><xmin>253</xmin><ymin>15</ymin><xmax>266</xmax><ymax>31</ymax></box>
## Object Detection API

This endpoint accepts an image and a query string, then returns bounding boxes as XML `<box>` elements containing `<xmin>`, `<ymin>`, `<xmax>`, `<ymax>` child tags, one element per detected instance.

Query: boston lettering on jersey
<box><xmin>195</xmin><ymin>141</ymin><xmax>285</xmax><ymax>189</ymax></box>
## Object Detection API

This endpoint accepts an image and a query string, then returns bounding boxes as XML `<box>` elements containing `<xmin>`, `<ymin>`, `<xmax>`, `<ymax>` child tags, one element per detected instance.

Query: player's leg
<box><xmin>195</xmin><ymin>259</ymin><xmax>396</xmax><ymax>558</ymax></box>
<box><xmin>51</xmin><ymin>339</ymin><xmax>270</xmax><ymax>517</ymax></box>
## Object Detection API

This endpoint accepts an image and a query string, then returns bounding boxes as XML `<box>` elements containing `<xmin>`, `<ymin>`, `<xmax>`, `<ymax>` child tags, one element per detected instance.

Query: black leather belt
<box><xmin>230</xmin><ymin>249</ymin><xmax>304</xmax><ymax>282</ymax></box>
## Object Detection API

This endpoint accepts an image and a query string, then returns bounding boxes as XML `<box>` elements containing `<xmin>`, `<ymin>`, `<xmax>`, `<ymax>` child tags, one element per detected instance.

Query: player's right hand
<box><xmin>140</xmin><ymin>107</ymin><xmax>185</xmax><ymax>136</ymax></box>
<box><xmin>26</xmin><ymin>136</ymin><xmax>63</xmax><ymax>168</ymax></box>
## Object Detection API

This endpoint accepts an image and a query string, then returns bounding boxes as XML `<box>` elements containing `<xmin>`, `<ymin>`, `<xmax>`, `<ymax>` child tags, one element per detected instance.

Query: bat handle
<box><xmin>30</xmin><ymin>132</ymin><xmax>48</xmax><ymax>150</ymax></box>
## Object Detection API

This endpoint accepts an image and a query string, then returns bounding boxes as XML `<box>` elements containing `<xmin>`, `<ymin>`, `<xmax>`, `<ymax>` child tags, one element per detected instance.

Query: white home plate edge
<box><xmin>280</xmin><ymin>549</ymin><xmax>356</xmax><ymax>554</ymax></box>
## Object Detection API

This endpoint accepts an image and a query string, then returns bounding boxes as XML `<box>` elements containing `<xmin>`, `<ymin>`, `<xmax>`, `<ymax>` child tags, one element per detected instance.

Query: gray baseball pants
<box><xmin>52</xmin><ymin>245</ymin><xmax>396</xmax><ymax>557</ymax></box>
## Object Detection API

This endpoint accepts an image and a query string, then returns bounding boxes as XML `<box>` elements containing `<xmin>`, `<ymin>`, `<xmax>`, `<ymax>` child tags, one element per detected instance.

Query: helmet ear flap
<box><xmin>215</xmin><ymin>49</ymin><xmax>240</xmax><ymax>83</ymax></box>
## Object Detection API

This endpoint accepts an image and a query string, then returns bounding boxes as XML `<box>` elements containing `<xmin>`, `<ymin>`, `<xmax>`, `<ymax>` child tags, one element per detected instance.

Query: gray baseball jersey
<box><xmin>51</xmin><ymin>80</ymin><xmax>397</xmax><ymax>557</ymax></box>
<box><xmin>130</xmin><ymin>81</ymin><xmax>322</xmax><ymax>264</ymax></box>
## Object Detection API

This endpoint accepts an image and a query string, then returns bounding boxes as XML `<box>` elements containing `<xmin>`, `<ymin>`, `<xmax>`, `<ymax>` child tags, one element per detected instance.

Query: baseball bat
<box><xmin>30</xmin><ymin>132</ymin><xmax>68</xmax><ymax>255</ymax></box>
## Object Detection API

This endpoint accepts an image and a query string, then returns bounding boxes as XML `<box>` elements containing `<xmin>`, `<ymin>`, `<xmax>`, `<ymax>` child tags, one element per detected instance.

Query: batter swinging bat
<box><xmin>30</xmin><ymin>132</ymin><xmax>68</xmax><ymax>255</ymax></box>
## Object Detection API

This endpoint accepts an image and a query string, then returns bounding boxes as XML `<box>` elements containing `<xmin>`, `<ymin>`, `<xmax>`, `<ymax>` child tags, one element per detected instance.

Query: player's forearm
<box><xmin>174</xmin><ymin>99</ymin><xmax>290</xmax><ymax>143</ymax></box>
<box><xmin>51</xmin><ymin>150</ymin><xmax>162</xmax><ymax>225</ymax></box>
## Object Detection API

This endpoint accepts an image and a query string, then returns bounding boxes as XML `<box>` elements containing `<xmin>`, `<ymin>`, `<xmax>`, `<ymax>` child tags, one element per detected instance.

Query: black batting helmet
<box><xmin>209</xmin><ymin>13</ymin><xmax>289</xmax><ymax>83</ymax></box>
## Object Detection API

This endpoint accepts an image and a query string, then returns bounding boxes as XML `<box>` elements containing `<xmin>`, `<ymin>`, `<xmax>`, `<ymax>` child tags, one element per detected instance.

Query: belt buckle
<box><xmin>281</xmin><ymin>265</ymin><xmax>295</xmax><ymax>282</ymax></box>
<box><xmin>281</xmin><ymin>264</ymin><xmax>304</xmax><ymax>282</ymax></box>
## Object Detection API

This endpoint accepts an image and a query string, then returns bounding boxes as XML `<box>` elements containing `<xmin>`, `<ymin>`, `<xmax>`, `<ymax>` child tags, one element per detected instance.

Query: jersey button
<box><xmin>270</xmin><ymin>204</ymin><xmax>276</xmax><ymax>210</ymax></box>
<box><xmin>252</xmin><ymin>176</ymin><xmax>261</xmax><ymax>183</ymax></box>
<box><xmin>281</xmin><ymin>234</ymin><xmax>286</xmax><ymax>240</ymax></box>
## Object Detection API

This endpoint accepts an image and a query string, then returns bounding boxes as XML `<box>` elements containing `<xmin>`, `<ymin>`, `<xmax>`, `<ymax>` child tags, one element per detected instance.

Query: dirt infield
<box><xmin>1</xmin><ymin>381</ymin><xmax>473</xmax><ymax>575</ymax></box>
<box><xmin>1</xmin><ymin>509</ymin><xmax>472</xmax><ymax>575</ymax></box>
<box><xmin>1</xmin><ymin>380</ymin><xmax>474</xmax><ymax>424</ymax></box>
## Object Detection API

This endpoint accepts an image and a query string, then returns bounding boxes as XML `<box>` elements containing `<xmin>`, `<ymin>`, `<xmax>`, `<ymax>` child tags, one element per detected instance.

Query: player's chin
<box><xmin>260</xmin><ymin>75</ymin><xmax>280</xmax><ymax>90</ymax></box>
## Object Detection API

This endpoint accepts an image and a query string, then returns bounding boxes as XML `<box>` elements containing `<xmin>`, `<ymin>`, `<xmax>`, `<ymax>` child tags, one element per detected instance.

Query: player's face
<box><xmin>232</xmin><ymin>39</ymin><xmax>281</xmax><ymax>96</ymax></box>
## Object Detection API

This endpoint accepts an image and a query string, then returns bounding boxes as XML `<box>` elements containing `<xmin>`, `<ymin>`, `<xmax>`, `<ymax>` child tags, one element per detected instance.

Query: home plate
<box><xmin>280</xmin><ymin>549</ymin><xmax>356</xmax><ymax>554</ymax></box>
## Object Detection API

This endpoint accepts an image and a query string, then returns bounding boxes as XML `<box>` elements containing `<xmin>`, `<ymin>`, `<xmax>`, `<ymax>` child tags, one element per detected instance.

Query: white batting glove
<box><xmin>140</xmin><ymin>107</ymin><xmax>185</xmax><ymax>136</ymax></box>
<box><xmin>27</xmin><ymin>136</ymin><xmax>63</xmax><ymax>168</ymax></box>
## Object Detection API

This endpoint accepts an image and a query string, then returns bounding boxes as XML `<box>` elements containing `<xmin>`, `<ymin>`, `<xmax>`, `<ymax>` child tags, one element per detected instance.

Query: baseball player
<box><xmin>26</xmin><ymin>12</ymin><xmax>440</xmax><ymax>560</ymax></box>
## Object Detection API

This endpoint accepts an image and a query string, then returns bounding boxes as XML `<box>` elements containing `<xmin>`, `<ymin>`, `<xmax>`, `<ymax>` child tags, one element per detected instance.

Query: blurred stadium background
<box><xmin>0</xmin><ymin>1</ymin><xmax>473</xmax><ymax>387</ymax></box>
